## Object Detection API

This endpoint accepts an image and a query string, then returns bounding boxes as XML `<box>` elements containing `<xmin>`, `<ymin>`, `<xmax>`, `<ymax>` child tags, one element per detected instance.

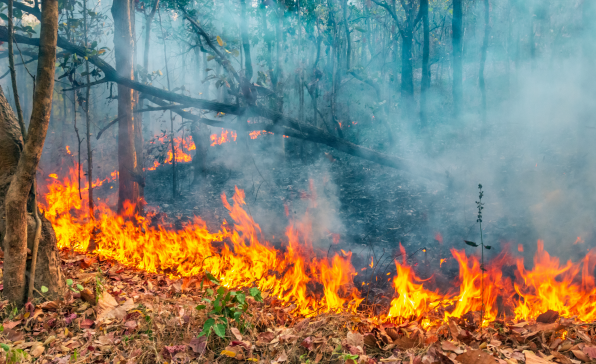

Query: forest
<box><xmin>1</xmin><ymin>0</ymin><xmax>596</xmax><ymax>362</ymax></box>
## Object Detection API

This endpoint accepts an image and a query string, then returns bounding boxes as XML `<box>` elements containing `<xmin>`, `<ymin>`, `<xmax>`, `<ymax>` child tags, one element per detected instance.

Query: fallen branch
<box><xmin>96</xmin><ymin>105</ymin><xmax>186</xmax><ymax>140</ymax></box>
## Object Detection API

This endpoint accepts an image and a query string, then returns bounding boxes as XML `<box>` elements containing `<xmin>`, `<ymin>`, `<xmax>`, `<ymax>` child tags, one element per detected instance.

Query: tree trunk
<box><xmin>420</xmin><ymin>0</ymin><xmax>430</xmax><ymax>126</ymax></box>
<box><xmin>239</xmin><ymin>0</ymin><xmax>253</xmax><ymax>81</ymax></box>
<box><xmin>142</xmin><ymin>0</ymin><xmax>159</xmax><ymax>140</ymax></box>
<box><xmin>112</xmin><ymin>0</ymin><xmax>141</xmax><ymax>214</ymax></box>
<box><xmin>479</xmin><ymin>0</ymin><xmax>489</xmax><ymax>123</ymax></box>
<box><xmin>342</xmin><ymin>0</ymin><xmax>351</xmax><ymax>70</ymax></box>
<box><xmin>452</xmin><ymin>0</ymin><xmax>463</xmax><ymax>118</ymax></box>
<box><xmin>2</xmin><ymin>0</ymin><xmax>64</xmax><ymax>306</ymax></box>
<box><xmin>401</xmin><ymin>32</ymin><xmax>414</xmax><ymax>116</ymax></box>
<box><xmin>83</xmin><ymin>0</ymin><xmax>94</xmax><ymax>217</ymax></box>
<box><xmin>7</xmin><ymin>0</ymin><xmax>25</xmax><ymax>134</ymax></box>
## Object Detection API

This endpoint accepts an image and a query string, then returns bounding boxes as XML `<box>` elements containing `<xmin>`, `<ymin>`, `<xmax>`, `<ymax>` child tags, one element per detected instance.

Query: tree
<box><xmin>419</xmin><ymin>0</ymin><xmax>430</xmax><ymax>126</ymax></box>
<box><xmin>1</xmin><ymin>0</ymin><xmax>65</xmax><ymax>305</ymax></box>
<box><xmin>452</xmin><ymin>0</ymin><xmax>463</xmax><ymax>118</ymax></box>
<box><xmin>112</xmin><ymin>0</ymin><xmax>142</xmax><ymax>214</ymax></box>
<box><xmin>371</xmin><ymin>0</ymin><xmax>423</xmax><ymax>116</ymax></box>
<box><xmin>479</xmin><ymin>0</ymin><xmax>490</xmax><ymax>123</ymax></box>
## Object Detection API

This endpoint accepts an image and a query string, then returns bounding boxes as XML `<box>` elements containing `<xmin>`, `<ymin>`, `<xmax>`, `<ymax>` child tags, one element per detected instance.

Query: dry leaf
<box><xmin>524</xmin><ymin>350</ymin><xmax>555</xmax><ymax>364</ymax></box>
<box><xmin>536</xmin><ymin>310</ymin><xmax>559</xmax><ymax>324</ymax></box>
<box><xmin>31</xmin><ymin>344</ymin><xmax>45</xmax><ymax>358</ymax></box>
<box><xmin>231</xmin><ymin>327</ymin><xmax>242</xmax><ymax>341</ymax></box>
<box><xmin>441</xmin><ymin>340</ymin><xmax>463</xmax><ymax>354</ymax></box>
<box><xmin>571</xmin><ymin>350</ymin><xmax>589</xmax><ymax>362</ymax></box>
<box><xmin>189</xmin><ymin>337</ymin><xmax>207</xmax><ymax>354</ymax></box>
<box><xmin>583</xmin><ymin>346</ymin><xmax>596</xmax><ymax>360</ymax></box>
<box><xmin>456</xmin><ymin>349</ymin><xmax>499</xmax><ymax>364</ymax></box>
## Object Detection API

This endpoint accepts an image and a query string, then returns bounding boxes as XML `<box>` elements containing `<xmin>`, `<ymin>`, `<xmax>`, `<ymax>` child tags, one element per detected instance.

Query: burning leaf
<box><xmin>536</xmin><ymin>310</ymin><xmax>559</xmax><ymax>324</ymax></box>
<box><xmin>464</xmin><ymin>240</ymin><xmax>479</xmax><ymax>247</ymax></box>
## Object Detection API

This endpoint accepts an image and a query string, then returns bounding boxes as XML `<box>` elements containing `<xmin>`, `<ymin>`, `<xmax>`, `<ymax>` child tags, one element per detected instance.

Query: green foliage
<box><xmin>0</xmin><ymin>344</ymin><xmax>27</xmax><ymax>364</ymax></box>
<box><xmin>66</xmin><ymin>278</ymin><xmax>85</xmax><ymax>293</ymax></box>
<box><xmin>196</xmin><ymin>271</ymin><xmax>263</xmax><ymax>339</ymax></box>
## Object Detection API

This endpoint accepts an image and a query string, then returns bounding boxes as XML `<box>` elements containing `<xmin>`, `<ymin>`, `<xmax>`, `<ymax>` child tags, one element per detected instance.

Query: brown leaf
<box><xmin>30</xmin><ymin>344</ymin><xmax>45</xmax><ymax>358</ymax></box>
<box><xmin>80</xmin><ymin>319</ymin><xmax>94</xmax><ymax>329</ymax></box>
<box><xmin>80</xmin><ymin>288</ymin><xmax>96</xmax><ymax>305</ymax></box>
<box><xmin>364</xmin><ymin>333</ymin><xmax>380</xmax><ymax>348</ymax></box>
<box><xmin>274</xmin><ymin>350</ymin><xmax>288</xmax><ymax>362</ymax></box>
<box><xmin>301</xmin><ymin>337</ymin><xmax>314</xmax><ymax>351</ymax></box>
<box><xmin>347</xmin><ymin>331</ymin><xmax>364</xmax><ymax>348</ymax></box>
<box><xmin>39</xmin><ymin>301</ymin><xmax>60</xmax><ymax>311</ymax></box>
<box><xmin>524</xmin><ymin>350</ymin><xmax>555</xmax><ymax>364</ymax></box>
<box><xmin>394</xmin><ymin>336</ymin><xmax>420</xmax><ymax>350</ymax></box>
<box><xmin>441</xmin><ymin>341</ymin><xmax>464</xmax><ymax>354</ymax></box>
<box><xmin>161</xmin><ymin>345</ymin><xmax>187</xmax><ymax>360</ymax></box>
<box><xmin>4</xmin><ymin>329</ymin><xmax>24</xmax><ymax>342</ymax></box>
<box><xmin>189</xmin><ymin>337</ymin><xmax>207</xmax><ymax>354</ymax></box>
<box><xmin>536</xmin><ymin>310</ymin><xmax>559</xmax><ymax>324</ymax></box>
<box><xmin>456</xmin><ymin>349</ymin><xmax>499</xmax><ymax>364</ymax></box>
<box><xmin>551</xmin><ymin>351</ymin><xmax>573</xmax><ymax>364</ymax></box>
<box><xmin>583</xmin><ymin>346</ymin><xmax>596</xmax><ymax>360</ymax></box>
<box><xmin>2</xmin><ymin>320</ymin><xmax>21</xmax><ymax>329</ymax></box>
<box><xmin>80</xmin><ymin>257</ymin><xmax>97</xmax><ymax>269</ymax></box>
<box><xmin>230</xmin><ymin>327</ymin><xmax>242</xmax><ymax>341</ymax></box>
<box><xmin>571</xmin><ymin>350</ymin><xmax>589</xmax><ymax>362</ymax></box>
<box><xmin>257</xmin><ymin>331</ymin><xmax>276</xmax><ymax>345</ymax></box>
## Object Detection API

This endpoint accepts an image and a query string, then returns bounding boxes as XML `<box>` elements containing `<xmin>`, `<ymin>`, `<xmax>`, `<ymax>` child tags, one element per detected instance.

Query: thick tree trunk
<box><xmin>420</xmin><ymin>0</ymin><xmax>430</xmax><ymax>126</ymax></box>
<box><xmin>452</xmin><ymin>0</ymin><xmax>463</xmax><ymax>118</ymax></box>
<box><xmin>2</xmin><ymin>0</ymin><xmax>64</xmax><ymax>306</ymax></box>
<box><xmin>112</xmin><ymin>0</ymin><xmax>141</xmax><ymax>214</ymax></box>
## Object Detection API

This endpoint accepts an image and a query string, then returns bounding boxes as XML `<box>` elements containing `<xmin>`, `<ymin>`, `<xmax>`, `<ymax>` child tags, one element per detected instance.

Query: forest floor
<box><xmin>3</xmin><ymin>147</ymin><xmax>593</xmax><ymax>363</ymax></box>
<box><xmin>1</xmin><ymin>251</ymin><xmax>596</xmax><ymax>364</ymax></box>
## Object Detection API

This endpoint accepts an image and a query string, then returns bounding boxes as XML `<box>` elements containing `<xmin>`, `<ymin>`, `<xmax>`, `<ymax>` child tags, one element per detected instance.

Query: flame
<box><xmin>513</xmin><ymin>240</ymin><xmax>596</xmax><ymax>322</ymax></box>
<box><xmin>147</xmin><ymin>136</ymin><xmax>195</xmax><ymax>171</ymax></box>
<box><xmin>210</xmin><ymin>129</ymin><xmax>237</xmax><ymax>146</ymax></box>
<box><xmin>40</xmin><ymin>167</ymin><xmax>596</xmax><ymax>324</ymax></box>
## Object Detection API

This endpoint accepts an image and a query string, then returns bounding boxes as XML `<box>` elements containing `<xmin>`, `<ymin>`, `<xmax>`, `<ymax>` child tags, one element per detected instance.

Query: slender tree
<box><xmin>452</xmin><ymin>0</ymin><xmax>463</xmax><ymax>118</ymax></box>
<box><xmin>420</xmin><ymin>0</ymin><xmax>430</xmax><ymax>126</ymax></box>
<box><xmin>3</xmin><ymin>0</ymin><xmax>62</xmax><ymax>305</ymax></box>
<box><xmin>112</xmin><ymin>0</ymin><xmax>142</xmax><ymax>214</ymax></box>
<box><xmin>479</xmin><ymin>0</ymin><xmax>490</xmax><ymax>123</ymax></box>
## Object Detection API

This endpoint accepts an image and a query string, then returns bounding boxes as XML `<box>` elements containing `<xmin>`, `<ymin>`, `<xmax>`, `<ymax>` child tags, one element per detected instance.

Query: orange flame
<box><xmin>40</xmin><ymin>168</ymin><xmax>596</xmax><ymax>324</ymax></box>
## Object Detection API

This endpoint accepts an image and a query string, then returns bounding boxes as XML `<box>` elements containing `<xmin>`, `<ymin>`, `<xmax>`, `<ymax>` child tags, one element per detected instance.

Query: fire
<box><xmin>40</xmin><ymin>167</ymin><xmax>596</xmax><ymax>325</ymax></box>
<box><xmin>386</xmin><ymin>244</ymin><xmax>443</xmax><ymax>321</ymax></box>
<box><xmin>210</xmin><ymin>129</ymin><xmax>237</xmax><ymax>146</ymax></box>
<box><xmin>513</xmin><ymin>240</ymin><xmax>596</xmax><ymax>322</ymax></box>
<box><xmin>147</xmin><ymin>136</ymin><xmax>195</xmax><ymax>171</ymax></box>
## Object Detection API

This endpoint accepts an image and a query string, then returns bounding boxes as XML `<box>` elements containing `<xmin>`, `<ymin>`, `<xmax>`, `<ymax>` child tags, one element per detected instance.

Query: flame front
<box><xmin>41</xmin><ymin>167</ymin><xmax>596</xmax><ymax>324</ymax></box>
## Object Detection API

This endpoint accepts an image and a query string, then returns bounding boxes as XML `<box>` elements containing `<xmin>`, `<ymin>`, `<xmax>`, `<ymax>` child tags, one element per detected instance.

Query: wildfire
<box><xmin>147</xmin><ymin>136</ymin><xmax>195</xmax><ymax>171</ymax></box>
<box><xmin>210</xmin><ymin>129</ymin><xmax>237</xmax><ymax>146</ymax></box>
<box><xmin>40</xmin><ymin>167</ymin><xmax>596</xmax><ymax>325</ymax></box>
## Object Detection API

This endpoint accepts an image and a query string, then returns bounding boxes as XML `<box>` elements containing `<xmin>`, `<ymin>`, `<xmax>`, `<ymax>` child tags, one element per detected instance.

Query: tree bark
<box><xmin>7</xmin><ymin>0</ymin><xmax>25</xmax><ymax>134</ymax></box>
<box><xmin>83</xmin><ymin>0</ymin><xmax>93</xmax><ymax>217</ymax></box>
<box><xmin>452</xmin><ymin>0</ymin><xmax>463</xmax><ymax>118</ymax></box>
<box><xmin>2</xmin><ymin>0</ymin><xmax>63</xmax><ymax>305</ymax></box>
<box><xmin>112</xmin><ymin>0</ymin><xmax>141</xmax><ymax>214</ymax></box>
<box><xmin>239</xmin><ymin>0</ymin><xmax>253</xmax><ymax>81</ymax></box>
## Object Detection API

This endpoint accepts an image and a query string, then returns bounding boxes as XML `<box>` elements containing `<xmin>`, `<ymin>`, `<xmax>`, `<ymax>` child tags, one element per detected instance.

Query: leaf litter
<box><xmin>1</xmin><ymin>252</ymin><xmax>596</xmax><ymax>363</ymax></box>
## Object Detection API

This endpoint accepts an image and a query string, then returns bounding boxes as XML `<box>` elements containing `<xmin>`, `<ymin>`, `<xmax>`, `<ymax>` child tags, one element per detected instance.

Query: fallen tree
<box><xmin>0</xmin><ymin>14</ymin><xmax>442</xmax><ymax>179</ymax></box>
